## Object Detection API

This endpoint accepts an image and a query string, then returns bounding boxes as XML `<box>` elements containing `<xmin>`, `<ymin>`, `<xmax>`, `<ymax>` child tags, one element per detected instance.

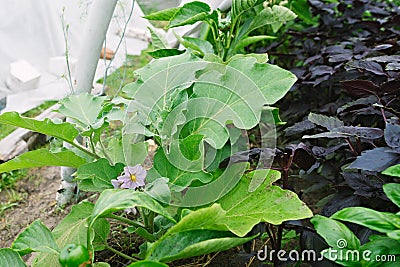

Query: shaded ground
<box><xmin>0</xmin><ymin>166</ymin><xmax>69</xmax><ymax>248</ymax></box>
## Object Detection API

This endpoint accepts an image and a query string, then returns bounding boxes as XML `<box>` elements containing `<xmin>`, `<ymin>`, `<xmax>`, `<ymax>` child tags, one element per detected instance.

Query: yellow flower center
<box><xmin>130</xmin><ymin>174</ymin><xmax>137</xmax><ymax>182</ymax></box>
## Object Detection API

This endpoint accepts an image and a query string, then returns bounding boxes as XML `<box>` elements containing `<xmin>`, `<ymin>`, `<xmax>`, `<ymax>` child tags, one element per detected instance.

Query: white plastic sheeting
<box><xmin>0</xmin><ymin>0</ymin><xmax>150</xmax><ymax>114</ymax></box>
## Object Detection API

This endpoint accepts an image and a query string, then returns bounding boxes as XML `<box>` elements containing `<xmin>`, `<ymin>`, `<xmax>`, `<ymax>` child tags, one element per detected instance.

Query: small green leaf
<box><xmin>311</xmin><ymin>215</ymin><xmax>361</xmax><ymax>250</ymax></box>
<box><xmin>0</xmin><ymin>248</ymin><xmax>27</xmax><ymax>267</ymax></box>
<box><xmin>143</xmin><ymin>7</ymin><xmax>180</xmax><ymax>21</ymax></box>
<box><xmin>148</xmin><ymin>27</ymin><xmax>168</xmax><ymax>50</ymax></box>
<box><xmin>292</xmin><ymin>0</ymin><xmax>317</xmax><ymax>25</ymax></box>
<box><xmin>147</xmin><ymin>49</ymin><xmax>185</xmax><ymax>58</ymax></box>
<box><xmin>383</xmin><ymin>183</ymin><xmax>400</xmax><ymax>208</ymax></box>
<box><xmin>90</xmin><ymin>189</ymin><xmax>175</xmax><ymax>227</ymax></box>
<box><xmin>235</xmin><ymin>35</ymin><xmax>276</xmax><ymax>51</ymax></box>
<box><xmin>179</xmin><ymin>36</ymin><xmax>214</xmax><ymax>56</ymax></box>
<box><xmin>12</xmin><ymin>220</ymin><xmax>59</xmax><ymax>256</ymax></box>
<box><xmin>169</xmin><ymin>1</ymin><xmax>211</xmax><ymax>28</ymax></box>
<box><xmin>127</xmin><ymin>261</ymin><xmax>168</xmax><ymax>267</ymax></box>
<box><xmin>0</xmin><ymin>149</ymin><xmax>87</xmax><ymax>173</ymax></box>
<box><xmin>249</xmin><ymin>5</ymin><xmax>297</xmax><ymax>33</ymax></box>
<box><xmin>232</xmin><ymin>0</ymin><xmax>263</xmax><ymax>18</ymax></box>
<box><xmin>0</xmin><ymin>112</ymin><xmax>78</xmax><ymax>143</ymax></box>
<box><xmin>57</xmin><ymin>93</ymin><xmax>106</xmax><ymax>129</ymax></box>
<box><xmin>76</xmin><ymin>159</ymin><xmax>124</xmax><ymax>192</ymax></box>
<box><xmin>383</xmin><ymin>164</ymin><xmax>400</xmax><ymax>178</ymax></box>
<box><xmin>331</xmin><ymin>207</ymin><xmax>400</xmax><ymax>234</ymax></box>
<box><xmin>218</xmin><ymin>170</ymin><xmax>313</xmax><ymax>236</ymax></box>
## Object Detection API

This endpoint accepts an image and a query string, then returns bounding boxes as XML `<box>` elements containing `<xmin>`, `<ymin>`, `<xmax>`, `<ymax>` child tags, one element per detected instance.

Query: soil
<box><xmin>0</xmin><ymin>166</ymin><xmax>70</xmax><ymax>248</ymax></box>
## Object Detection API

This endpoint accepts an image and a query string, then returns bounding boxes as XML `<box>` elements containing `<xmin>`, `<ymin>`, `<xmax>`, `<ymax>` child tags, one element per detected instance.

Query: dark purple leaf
<box><xmin>373</xmin><ymin>44</ymin><xmax>393</xmax><ymax>51</ymax></box>
<box><xmin>285</xmin><ymin>119</ymin><xmax>316</xmax><ymax>136</ymax></box>
<box><xmin>366</xmin><ymin>55</ymin><xmax>400</xmax><ymax>63</ymax></box>
<box><xmin>385</xmin><ymin>123</ymin><xmax>400</xmax><ymax>149</ymax></box>
<box><xmin>347</xmin><ymin>60</ymin><xmax>386</xmax><ymax>76</ymax></box>
<box><xmin>380</xmin><ymin>80</ymin><xmax>400</xmax><ymax>94</ymax></box>
<box><xmin>386</xmin><ymin>63</ymin><xmax>400</xmax><ymax>71</ymax></box>
<box><xmin>341</xmin><ymin>80</ymin><xmax>379</xmax><ymax>97</ymax></box>
<box><xmin>313</xmin><ymin>75</ymin><xmax>331</xmax><ymax>86</ymax></box>
<box><xmin>308</xmin><ymin>113</ymin><xmax>344</xmax><ymax>130</ymax></box>
<box><xmin>304</xmin><ymin>54</ymin><xmax>322</xmax><ymax>65</ymax></box>
<box><xmin>342</xmin><ymin>172</ymin><xmax>387</xmax><ymax>200</ymax></box>
<box><xmin>321</xmin><ymin>193</ymin><xmax>361</xmax><ymax>217</ymax></box>
<box><xmin>337</xmin><ymin>95</ymin><xmax>378</xmax><ymax>114</ymax></box>
<box><xmin>347</xmin><ymin>147</ymin><xmax>400</xmax><ymax>172</ymax></box>
<box><xmin>324</xmin><ymin>45</ymin><xmax>351</xmax><ymax>54</ymax></box>
<box><xmin>328</xmin><ymin>53</ymin><xmax>353</xmax><ymax>63</ymax></box>
<box><xmin>312</xmin><ymin>143</ymin><xmax>347</xmax><ymax>157</ymax></box>
<box><xmin>310</xmin><ymin>65</ymin><xmax>334</xmax><ymax>78</ymax></box>
<box><xmin>288</xmin><ymin>143</ymin><xmax>317</xmax><ymax>171</ymax></box>
<box><xmin>331</xmin><ymin>126</ymin><xmax>383</xmax><ymax>139</ymax></box>
<box><xmin>304</xmin><ymin>126</ymin><xmax>383</xmax><ymax>140</ymax></box>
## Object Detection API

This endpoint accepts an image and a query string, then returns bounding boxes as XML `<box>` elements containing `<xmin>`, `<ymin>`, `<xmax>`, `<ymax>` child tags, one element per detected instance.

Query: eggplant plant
<box><xmin>0</xmin><ymin>1</ymin><xmax>312</xmax><ymax>266</ymax></box>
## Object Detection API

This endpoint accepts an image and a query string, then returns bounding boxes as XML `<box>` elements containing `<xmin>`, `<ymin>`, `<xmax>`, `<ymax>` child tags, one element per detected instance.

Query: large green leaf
<box><xmin>360</xmin><ymin>236</ymin><xmax>400</xmax><ymax>267</ymax></box>
<box><xmin>217</xmin><ymin>169</ymin><xmax>313</xmax><ymax>236</ymax></box>
<box><xmin>227</xmin><ymin>56</ymin><xmax>297</xmax><ymax>105</ymax></box>
<box><xmin>0</xmin><ymin>149</ymin><xmax>87</xmax><ymax>173</ymax></box>
<box><xmin>383</xmin><ymin>183</ymin><xmax>400</xmax><ymax>208</ymax></box>
<box><xmin>12</xmin><ymin>220</ymin><xmax>59</xmax><ymax>256</ymax></box>
<box><xmin>383</xmin><ymin>164</ymin><xmax>400</xmax><ymax>178</ymax></box>
<box><xmin>311</xmin><ymin>215</ymin><xmax>361</xmax><ymax>250</ymax></box>
<box><xmin>145</xmin><ymin>204</ymin><xmax>253</xmax><ymax>262</ymax></box>
<box><xmin>147</xmin><ymin>229</ymin><xmax>255</xmax><ymax>262</ymax></box>
<box><xmin>331</xmin><ymin>207</ymin><xmax>400</xmax><ymax>234</ymax></box>
<box><xmin>76</xmin><ymin>158</ymin><xmax>124</xmax><ymax>192</ymax></box>
<box><xmin>90</xmin><ymin>189</ymin><xmax>175</xmax><ymax>227</ymax></box>
<box><xmin>57</xmin><ymin>93</ymin><xmax>106</xmax><ymax>129</ymax></box>
<box><xmin>146</xmin><ymin>144</ymin><xmax>212</xmax><ymax>188</ymax></box>
<box><xmin>0</xmin><ymin>112</ymin><xmax>78</xmax><ymax>143</ymax></box>
<box><xmin>127</xmin><ymin>261</ymin><xmax>168</xmax><ymax>267</ymax></box>
<box><xmin>0</xmin><ymin>249</ymin><xmax>27</xmax><ymax>267</ymax></box>
<box><xmin>33</xmin><ymin>202</ymin><xmax>109</xmax><ymax>267</ymax></box>
<box><xmin>168</xmin><ymin>1</ymin><xmax>211</xmax><ymax>28</ymax></box>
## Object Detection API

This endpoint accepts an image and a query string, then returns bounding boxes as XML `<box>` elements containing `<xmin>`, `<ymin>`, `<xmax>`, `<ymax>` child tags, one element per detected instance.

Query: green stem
<box><xmin>99</xmin><ymin>137</ymin><xmax>112</xmax><ymax>163</ymax></box>
<box><xmin>69</xmin><ymin>140</ymin><xmax>100</xmax><ymax>159</ymax></box>
<box><xmin>106</xmin><ymin>245</ymin><xmax>138</xmax><ymax>261</ymax></box>
<box><xmin>107</xmin><ymin>213</ymin><xmax>145</xmax><ymax>228</ymax></box>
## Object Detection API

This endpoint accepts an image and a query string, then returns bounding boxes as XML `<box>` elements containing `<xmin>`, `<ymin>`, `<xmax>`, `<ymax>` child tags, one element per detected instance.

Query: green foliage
<box><xmin>311</xmin><ymin>183</ymin><xmax>400</xmax><ymax>265</ymax></box>
<box><xmin>145</xmin><ymin>0</ymin><xmax>296</xmax><ymax>60</ymax></box>
<box><xmin>12</xmin><ymin>220</ymin><xmax>59</xmax><ymax>256</ymax></box>
<box><xmin>144</xmin><ymin>204</ymin><xmax>253</xmax><ymax>262</ymax></box>
<box><xmin>0</xmin><ymin>149</ymin><xmax>87</xmax><ymax>173</ymax></box>
<box><xmin>217</xmin><ymin>170</ymin><xmax>313</xmax><ymax>236</ymax></box>
<box><xmin>0</xmin><ymin>248</ymin><xmax>27</xmax><ymax>267</ymax></box>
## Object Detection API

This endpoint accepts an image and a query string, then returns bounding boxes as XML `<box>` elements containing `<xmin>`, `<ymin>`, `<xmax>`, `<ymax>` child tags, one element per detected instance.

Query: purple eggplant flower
<box><xmin>111</xmin><ymin>165</ymin><xmax>147</xmax><ymax>189</ymax></box>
